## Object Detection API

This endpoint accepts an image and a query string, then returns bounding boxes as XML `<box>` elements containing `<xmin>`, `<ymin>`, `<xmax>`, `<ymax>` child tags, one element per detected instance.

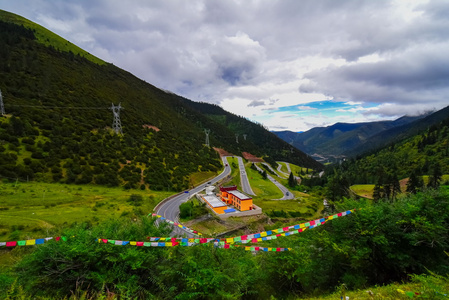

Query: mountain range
<box><xmin>273</xmin><ymin>107</ymin><xmax>449</xmax><ymax>162</ymax></box>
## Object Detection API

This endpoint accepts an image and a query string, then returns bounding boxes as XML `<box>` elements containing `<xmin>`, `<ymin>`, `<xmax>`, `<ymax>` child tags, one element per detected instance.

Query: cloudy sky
<box><xmin>1</xmin><ymin>0</ymin><xmax>448</xmax><ymax>132</ymax></box>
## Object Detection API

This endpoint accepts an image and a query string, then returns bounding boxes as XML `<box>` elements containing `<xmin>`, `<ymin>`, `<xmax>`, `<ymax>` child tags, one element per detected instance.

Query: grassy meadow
<box><xmin>0</xmin><ymin>181</ymin><xmax>173</xmax><ymax>241</ymax></box>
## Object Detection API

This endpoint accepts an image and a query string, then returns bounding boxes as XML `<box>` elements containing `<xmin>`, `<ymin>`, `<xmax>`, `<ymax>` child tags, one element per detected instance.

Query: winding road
<box><xmin>255</xmin><ymin>163</ymin><xmax>294</xmax><ymax>200</ymax></box>
<box><xmin>155</xmin><ymin>156</ymin><xmax>231</xmax><ymax>237</ymax></box>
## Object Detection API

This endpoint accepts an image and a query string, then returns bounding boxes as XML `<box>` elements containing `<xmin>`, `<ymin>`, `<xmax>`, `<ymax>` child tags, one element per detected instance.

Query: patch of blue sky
<box><xmin>276</xmin><ymin>100</ymin><xmax>378</xmax><ymax>117</ymax></box>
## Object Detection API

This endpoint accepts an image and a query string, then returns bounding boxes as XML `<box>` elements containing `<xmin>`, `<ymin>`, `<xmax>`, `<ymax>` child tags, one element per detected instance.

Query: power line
<box><xmin>5</xmin><ymin>104</ymin><xmax>108</xmax><ymax>109</ymax></box>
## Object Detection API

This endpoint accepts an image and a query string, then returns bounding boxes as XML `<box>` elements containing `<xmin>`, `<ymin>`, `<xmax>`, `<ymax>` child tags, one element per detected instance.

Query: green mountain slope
<box><xmin>0</xmin><ymin>10</ymin><xmax>321</xmax><ymax>191</ymax></box>
<box><xmin>346</xmin><ymin>105</ymin><xmax>449</xmax><ymax>157</ymax></box>
<box><xmin>273</xmin><ymin>115</ymin><xmax>426</xmax><ymax>161</ymax></box>
<box><xmin>336</xmin><ymin>114</ymin><xmax>449</xmax><ymax>185</ymax></box>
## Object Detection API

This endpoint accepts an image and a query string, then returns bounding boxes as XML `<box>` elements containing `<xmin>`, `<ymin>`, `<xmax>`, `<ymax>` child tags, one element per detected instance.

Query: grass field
<box><xmin>350</xmin><ymin>184</ymin><xmax>375</xmax><ymax>199</ymax></box>
<box><xmin>189</xmin><ymin>171</ymin><xmax>219</xmax><ymax>187</ymax></box>
<box><xmin>0</xmin><ymin>181</ymin><xmax>173</xmax><ymax>240</ymax></box>
<box><xmin>223</xmin><ymin>157</ymin><xmax>242</xmax><ymax>189</ymax></box>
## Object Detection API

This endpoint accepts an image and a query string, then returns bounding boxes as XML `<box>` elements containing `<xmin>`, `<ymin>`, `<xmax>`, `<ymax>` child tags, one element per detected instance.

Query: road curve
<box><xmin>155</xmin><ymin>156</ymin><xmax>232</xmax><ymax>237</ymax></box>
<box><xmin>255</xmin><ymin>163</ymin><xmax>294</xmax><ymax>200</ymax></box>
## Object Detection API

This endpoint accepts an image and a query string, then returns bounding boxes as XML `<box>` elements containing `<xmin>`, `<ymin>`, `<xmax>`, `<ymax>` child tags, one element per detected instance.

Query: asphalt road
<box><xmin>237</xmin><ymin>156</ymin><xmax>256</xmax><ymax>196</ymax></box>
<box><xmin>155</xmin><ymin>156</ymin><xmax>232</xmax><ymax>237</ymax></box>
<box><xmin>255</xmin><ymin>163</ymin><xmax>294</xmax><ymax>200</ymax></box>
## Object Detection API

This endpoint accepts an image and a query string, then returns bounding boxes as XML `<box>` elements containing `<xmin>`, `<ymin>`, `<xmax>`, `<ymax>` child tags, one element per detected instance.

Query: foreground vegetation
<box><xmin>1</xmin><ymin>188</ymin><xmax>448</xmax><ymax>299</ymax></box>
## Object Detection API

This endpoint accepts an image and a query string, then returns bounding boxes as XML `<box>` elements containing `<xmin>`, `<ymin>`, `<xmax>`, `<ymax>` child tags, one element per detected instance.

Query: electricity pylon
<box><xmin>205</xmin><ymin>129</ymin><xmax>210</xmax><ymax>147</ymax></box>
<box><xmin>110</xmin><ymin>103</ymin><xmax>123</xmax><ymax>135</ymax></box>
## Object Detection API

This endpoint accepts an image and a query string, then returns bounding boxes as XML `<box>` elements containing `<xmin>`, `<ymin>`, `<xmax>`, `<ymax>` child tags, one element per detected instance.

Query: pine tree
<box><xmin>288</xmin><ymin>172</ymin><xmax>297</xmax><ymax>187</ymax></box>
<box><xmin>428</xmin><ymin>162</ymin><xmax>442</xmax><ymax>189</ymax></box>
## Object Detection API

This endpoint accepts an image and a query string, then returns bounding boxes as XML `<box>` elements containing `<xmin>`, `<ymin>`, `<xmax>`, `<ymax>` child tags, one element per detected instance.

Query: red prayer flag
<box><xmin>136</xmin><ymin>242</ymin><xmax>144</xmax><ymax>246</ymax></box>
<box><xmin>55</xmin><ymin>237</ymin><xmax>61</xmax><ymax>241</ymax></box>
<box><xmin>276</xmin><ymin>248</ymin><xmax>281</xmax><ymax>252</ymax></box>
<box><xmin>251</xmin><ymin>238</ymin><xmax>257</xmax><ymax>243</ymax></box>
<box><xmin>171</xmin><ymin>238</ymin><xmax>177</xmax><ymax>243</ymax></box>
<box><xmin>200</xmin><ymin>238</ymin><xmax>207</xmax><ymax>244</ymax></box>
<box><xmin>255</xmin><ymin>247</ymin><xmax>260</xmax><ymax>251</ymax></box>
<box><xmin>241</xmin><ymin>235</ymin><xmax>248</xmax><ymax>240</ymax></box>
<box><xmin>338</xmin><ymin>213</ymin><xmax>342</xmax><ymax>217</ymax></box>
<box><xmin>282</xmin><ymin>227</ymin><xmax>289</xmax><ymax>232</ymax></box>
<box><xmin>102</xmin><ymin>239</ymin><xmax>108</xmax><ymax>244</ymax></box>
<box><xmin>6</xmin><ymin>241</ymin><xmax>17</xmax><ymax>247</ymax></box>
<box><xmin>224</xmin><ymin>244</ymin><xmax>230</xmax><ymax>249</ymax></box>
<box><xmin>172</xmin><ymin>242</ymin><xmax>179</xmax><ymax>246</ymax></box>
<box><xmin>310</xmin><ymin>220</ymin><xmax>315</xmax><ymax>225</ymax></box>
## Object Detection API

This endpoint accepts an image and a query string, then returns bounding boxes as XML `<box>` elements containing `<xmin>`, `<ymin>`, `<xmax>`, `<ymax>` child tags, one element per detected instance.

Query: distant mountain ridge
<box><xmin>273</xmin><ymin>113</ymin><xmax>434</xmax><ymax>161</ymax></box>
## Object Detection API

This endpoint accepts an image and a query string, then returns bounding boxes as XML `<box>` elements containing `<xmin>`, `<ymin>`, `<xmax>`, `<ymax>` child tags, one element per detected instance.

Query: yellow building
<box><xmin>220</xmin><ymin>186</ymin><xmax>253</xmax><ymax>211</ymax></box>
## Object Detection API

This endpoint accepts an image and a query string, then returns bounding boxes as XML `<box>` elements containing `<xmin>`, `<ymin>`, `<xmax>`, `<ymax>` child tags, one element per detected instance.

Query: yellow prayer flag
<box><xmin>226</xmin><ymin>238</ymin><xmax>234</xmax><ymax>244</ymax></box>
<box><xmin>261</xmin><ymin>232</ymin><xmax>267</xmax><ymax>237</ymax></box>
<box><xmin>245</xmin><ymin>247</ymin><xmax>251</xmax><ymax>251</ymax></box>
<box><xmin>299</xmin><ymin>223</ymin><xmax>305</xmax><ymax>228</ymax></box>
<box><xmin>26</xmin><ymin>239</ymin><xmax>36</xmax><ymax>245</ymax></box>
<box><xmin>130</xmin><ymin>241</ymin><xmax>137</xmax><ymax>246</ymax></box>
<box><xmin>188</xmin><ymin>238</ymin><xmax>194</xmax><ymax>243</ymax></box>
<box><xmin>165</xmin><ymin>242</ymin><xmax>172</xmax><ymax>247</ymax></box>
<box><xmin>257</xmin><ymin>238</ymin><xmax>262</xmax><ymax>242</ymax></box>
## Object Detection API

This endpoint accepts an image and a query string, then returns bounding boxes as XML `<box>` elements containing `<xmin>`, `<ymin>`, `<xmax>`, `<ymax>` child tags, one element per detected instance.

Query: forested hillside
<box><xmin>273</xmin><ymin>114</ymin><xmax>427</xmax><ymax>160</ymax></box>
<box><xmin>0</xmin><ymin>10</ymin><xmax>320</xmax><ymax>191</ymax></box>
<box><xmin>319</xmin><ymin>114</ymin><xmax>449</xmax><ymax>203</ymax></box>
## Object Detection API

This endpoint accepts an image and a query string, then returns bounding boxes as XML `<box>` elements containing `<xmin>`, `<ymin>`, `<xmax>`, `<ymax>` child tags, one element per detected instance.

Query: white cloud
<box><xmin>2</xmin><ymin>0</ymin><xmax>448</xmax><ymax>131</ymax></box>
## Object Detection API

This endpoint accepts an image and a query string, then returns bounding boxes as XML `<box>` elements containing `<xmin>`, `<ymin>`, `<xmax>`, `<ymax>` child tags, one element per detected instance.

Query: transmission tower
<box><xmin>243</xmin><ymin>134</ymin><xmax>247</xmax><ymax>141</ymax></box>
<box><xmin>204</xmin><ymin>129</ymin><xmax>210</xmax><ymax>147</ymax></box>
<box><xmin>0</xmin><ymin>89</ymin><xmax>5</xmax><ymax>116</ymax></box>
<box><xmin>110</xmin><ymin>103</ymin><xmax>123</xmax><ymax>135</ymax></box>
<box><xmin>235</xmin><ymin>134</ymin><xmax>239</xmax><ymax>143</ymax></box>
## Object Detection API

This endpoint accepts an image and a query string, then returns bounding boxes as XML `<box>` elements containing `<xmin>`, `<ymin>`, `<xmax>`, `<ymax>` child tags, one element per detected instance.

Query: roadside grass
<box><xmin>0</xmin><ymin>181</ymin><xmax>173</xmax><ymax>240</ymax></box>
<box><xmin>246</xmin><ymin>163</ymin><xmax>283</xmax><ymax>200</ymax></box>
<box><xmin>277</xmin><ymin>161</ymin><xmax>289</xmax><ymax>173</ymax></box>
<box><xmin>224</xmin><ymin>157</ymin><xmax>241</xmax><ymax>189</ymax></box>
<box><xmin>351</xmin><ymin>184</ymin><xmax>375</xmax><ymax>199</ymax></box>
<box><xmin>188</xmin><ymin>171</ymin><xmax>218</xmax><ymax>187</ymax></box>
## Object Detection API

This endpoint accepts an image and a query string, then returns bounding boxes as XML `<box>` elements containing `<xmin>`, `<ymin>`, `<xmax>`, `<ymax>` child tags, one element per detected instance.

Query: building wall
<box><xmin>201</xmin><ymin>195</ymin><xmax>227</xmax><ymax>215</ymax></box>
<box><xmin>213</xmin><ymin>206</ymin><xmax>227</xmax><ymax>215</ymax></box>
<box><xmin>220</xmin><ymin>190</ymin><xmax>253</xmax><ymax>211</ymax></box>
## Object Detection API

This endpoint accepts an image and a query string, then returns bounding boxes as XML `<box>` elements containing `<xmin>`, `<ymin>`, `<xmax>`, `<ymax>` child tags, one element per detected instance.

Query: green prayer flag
<box><xmin>108</xmin><ymin>240</ymin><xmax>115</xmax><ymax>244</ymax></box>
<box><xmin>405</xmin><ymin>291</ymin><xmax>414</xmax><ymax>298</ymax></box>
<box><xmin>18</xmin><ymin>240</ymin><xmax>26</xmax><ymax>246</ymax></box>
